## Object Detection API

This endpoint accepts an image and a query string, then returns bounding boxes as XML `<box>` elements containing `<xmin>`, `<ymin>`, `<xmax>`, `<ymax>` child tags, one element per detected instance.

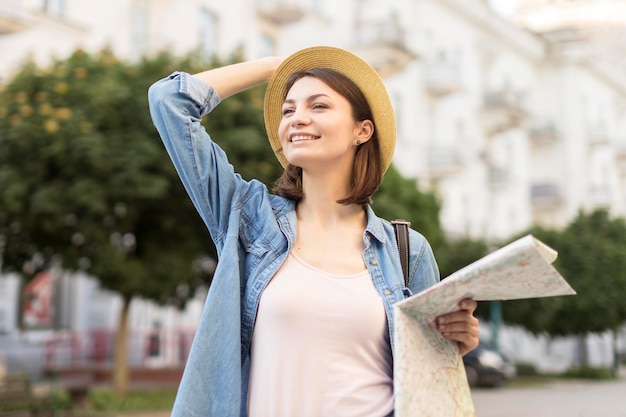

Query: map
<box><xmin>393</xmin><ymin>235</ymin><xmax>576</xmax><ymax>417</ymax></box>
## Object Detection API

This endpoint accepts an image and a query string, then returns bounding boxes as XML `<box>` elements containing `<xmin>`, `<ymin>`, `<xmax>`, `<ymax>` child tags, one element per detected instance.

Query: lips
<box><xmin>290</xmin><ymin>134</ymin><xmax>320</xmax><ymax>143</ymax></box>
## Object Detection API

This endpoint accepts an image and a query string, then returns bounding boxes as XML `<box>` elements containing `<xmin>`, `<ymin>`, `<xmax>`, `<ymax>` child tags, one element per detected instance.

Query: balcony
<box><xmin>488</xmin><ymin>166</ymin><xmax>509</xmax><ymax>189</ymax></box>
<box><xmin>423</xmin><ymin>60</ymin><xmax>462</xmax><ymax>97</ymax></box>
<box><xmin>256</xmin><ymin>0</ymin><xmax>307</xmax><ymax>25</ymax></box>
<box><xmin>541</xmin><ymin>28</ymin><xmax>592</xmax><ymax>62</ymax></box>
<box><xmin>587</xmin><ymin>124</ymin><xmax>611</xmax><ymax>147</ymax></box>
<box><xmin>481</xmin><ymin>89</ymin><xmax>527</xmax><ymax>136</ymax></box>
<box><xmin>353</xmin><ymin>15</ymin><xmax>415</xmax><ymax>77</ymax></box>
<box><xmin>527</xmin><ymin>118</ymin><xmax>560</xmax><ymax>147</ymax></box>
<box><xmin>428</xmin><ymin>147</ymin><xmax>465</xmax><ymax>178</ymax></box>
<box><xmin>531</xmin><ymin>183</ymin><xmax>563</xmax><ymax>209</ymax></box>
<box><xmin>616</xmin><ymin>145</ymin><xmax>626</xmax><ymax>174</ymax></box>
<box><xmin>589</xmin><ymin>184</ymin><xmax>611</xmax><ymax>208</ymax></box>
<box><xmin>0</xmin><ymin>0</ymin><xmax>31</xmax><ymax>34</ymax></box>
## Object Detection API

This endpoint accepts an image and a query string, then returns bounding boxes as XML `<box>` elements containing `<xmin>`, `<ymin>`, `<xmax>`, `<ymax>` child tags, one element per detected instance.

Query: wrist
<box><xmin>258</xmin><ymin>56</ymin><xmax>284</xmax><ymax>82</ymax></box>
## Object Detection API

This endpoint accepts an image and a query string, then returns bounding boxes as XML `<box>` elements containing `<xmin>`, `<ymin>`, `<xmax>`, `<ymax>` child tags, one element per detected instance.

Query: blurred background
<box><xmin>1</xmin><ymin>0</ymin><xmax>626</xmax><ymax>409</ymax></box>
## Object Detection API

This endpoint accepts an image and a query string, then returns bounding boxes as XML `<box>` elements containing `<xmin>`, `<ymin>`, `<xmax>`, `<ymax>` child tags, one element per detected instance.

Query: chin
<box><xmin>284</xmin><ymin>153</ymin><xmax>312</xmax><ymax>169</ymax></box>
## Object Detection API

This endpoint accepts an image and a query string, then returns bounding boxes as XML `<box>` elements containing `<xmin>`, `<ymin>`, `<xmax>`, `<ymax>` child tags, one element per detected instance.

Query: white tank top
<box><xmin>247</xmin><ymin>251</ymin><xmax>393</xmax><ymax>417</ymax></box>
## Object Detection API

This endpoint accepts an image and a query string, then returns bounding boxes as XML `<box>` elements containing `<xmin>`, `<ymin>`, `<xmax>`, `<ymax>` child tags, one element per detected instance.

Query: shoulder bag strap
<box><xmin>391</xmin><ymin>219</ymin><xmax>411</xmax><ymax>288</ymax></box>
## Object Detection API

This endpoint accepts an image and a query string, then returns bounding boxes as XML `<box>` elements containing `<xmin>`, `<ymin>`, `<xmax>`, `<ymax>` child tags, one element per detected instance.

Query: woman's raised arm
<box><xmin>193</xmin><ymin>56</ymin><xmax>283</xmax><ymax>100</ymax></box>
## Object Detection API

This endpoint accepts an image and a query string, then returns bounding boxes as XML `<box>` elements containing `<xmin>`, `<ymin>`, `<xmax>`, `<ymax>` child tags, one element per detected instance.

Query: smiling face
<box><xmin>272</xmin><ymin>68</ymin><xmax>383</xmax><ymax>205</ymax></box>
<box><xmin>278</xmin><ymin>76</ymin><xmax>373</xmax><ymax>173</ymax></box>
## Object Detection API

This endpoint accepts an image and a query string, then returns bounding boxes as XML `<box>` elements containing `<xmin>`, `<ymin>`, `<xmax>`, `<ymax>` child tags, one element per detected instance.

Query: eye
<box><xmin>312</xmin><ymin>103</ymin><xmax>328</xmax><ymax>110</ymax></box>
<box><xmin>282</xmin><ymin>107</ymin><xmax>294</xmax><ymax>116</ymax></box>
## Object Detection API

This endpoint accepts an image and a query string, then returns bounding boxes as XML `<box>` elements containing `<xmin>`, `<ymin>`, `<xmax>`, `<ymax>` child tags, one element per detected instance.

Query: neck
<box><xmin>297</xmin><ymin>169</ymin><xmax>365</xmax><ymax>226</ymax></box>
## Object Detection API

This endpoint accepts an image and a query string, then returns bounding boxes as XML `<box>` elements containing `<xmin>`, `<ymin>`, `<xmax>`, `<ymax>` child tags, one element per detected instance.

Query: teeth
<box><xmin>291</xmin><ymin>135</ymin><xmax>317</xmax><ymax>142</ymax></box>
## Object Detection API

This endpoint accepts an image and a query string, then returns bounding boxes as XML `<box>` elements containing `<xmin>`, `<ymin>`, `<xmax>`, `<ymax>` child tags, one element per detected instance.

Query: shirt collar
<box><xmin>365</xmin><ymin>205</ymin><xmax>388</xmax><ymax>244</ymax></box>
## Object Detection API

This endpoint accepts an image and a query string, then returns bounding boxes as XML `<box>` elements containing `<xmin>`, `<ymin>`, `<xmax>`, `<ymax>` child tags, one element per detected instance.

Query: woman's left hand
<box><xmin>435</xmin><ymin>299</ymin><xmax>480</xmax><ymax>356</ymax></box>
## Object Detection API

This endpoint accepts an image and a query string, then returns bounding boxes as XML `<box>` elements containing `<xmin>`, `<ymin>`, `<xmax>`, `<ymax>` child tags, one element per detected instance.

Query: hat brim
<box><xmin>263</xmin><ymin>46</ymin><xmax>396</xmax><ymax>173</ymax></box>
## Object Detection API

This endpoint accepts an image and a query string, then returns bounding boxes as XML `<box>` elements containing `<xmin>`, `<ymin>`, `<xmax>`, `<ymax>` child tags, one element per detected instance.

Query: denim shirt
<box><xmin>148</xmin><ymin>72</ymin><xmax>440</xmax><ymax>417</ymax></box>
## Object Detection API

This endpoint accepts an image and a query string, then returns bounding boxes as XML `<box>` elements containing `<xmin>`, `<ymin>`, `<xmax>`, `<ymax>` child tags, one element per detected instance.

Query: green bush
<box><xmin>87</xmin><ymin>388</ymin><xmax>176</xmax><ymax>413</ymax></box>
<box><xmin>514</xmin><ymin>362</ymin><xmax>539</xmax><ymax>376</ymax></box>
<box><xmin>560</xmin><ymin>366</ymin><xmax>615</xmax><ymax>380</ymax></box>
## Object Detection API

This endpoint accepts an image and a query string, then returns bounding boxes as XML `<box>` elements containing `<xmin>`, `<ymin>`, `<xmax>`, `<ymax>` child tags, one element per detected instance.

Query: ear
<box><xmin>355</xmin><ymin>119</ymin><xmax>374</xmax><ymax>144</ymax></box>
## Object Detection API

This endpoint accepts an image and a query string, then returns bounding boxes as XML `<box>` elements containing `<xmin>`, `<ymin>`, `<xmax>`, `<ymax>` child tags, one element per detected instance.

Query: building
<box><xmin>3</xmin><ymin>0</ymin><xmax>626</xmax><ymax>237</ymax></box>
<box><xmin>515</xmin><ymin>0</ymin><xmax>626</xmax><ymax>227</ymax></box>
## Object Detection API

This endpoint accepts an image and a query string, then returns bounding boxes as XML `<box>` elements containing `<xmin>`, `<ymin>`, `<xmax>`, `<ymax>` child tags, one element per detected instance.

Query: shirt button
<box><xmin>384</xmin><ymin>289</ymin><xmax>392</xmax><ymax>295</ymax></box>
<box><xmin>370</xmin><ymin>259</ymin><xmax>378</xmax><ymax>265</ymax></box>
<box><xmin>366</xmin><ymin>235</ymin><xmax>371</xmax><ymax>241</ymax></box>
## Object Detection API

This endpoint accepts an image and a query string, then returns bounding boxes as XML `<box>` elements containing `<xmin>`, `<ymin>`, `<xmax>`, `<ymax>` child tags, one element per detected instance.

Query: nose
<box><xmin>290</xmin><ymin>107</ymin><xmax>311</xmax><ymax>127</ymax></box>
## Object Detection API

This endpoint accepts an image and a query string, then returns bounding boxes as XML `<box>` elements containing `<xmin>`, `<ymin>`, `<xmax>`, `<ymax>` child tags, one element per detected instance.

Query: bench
<box><xmin>56</xmin><ymin>373</ymin><xmax>93</xmax><ymax>407</ymax></box>
<box><xmin>44</xmin><ymin>369</ymin><xmax>94</xmax><ymax>408</ymax></box>
<box><xmin>0</xmin><ymin>373</ymin><xmax>50</xmax><ymax>416</ymax></box>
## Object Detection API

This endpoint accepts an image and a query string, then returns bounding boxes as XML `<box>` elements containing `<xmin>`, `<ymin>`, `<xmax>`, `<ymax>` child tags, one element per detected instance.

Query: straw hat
<box><xmin>263</xmin><ymin>46</ymin><xmax>396</xmax><ymax>173</ymax></box>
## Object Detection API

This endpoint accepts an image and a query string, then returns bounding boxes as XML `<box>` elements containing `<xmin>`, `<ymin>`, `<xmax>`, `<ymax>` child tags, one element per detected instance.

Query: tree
<box><xmin>502</xmin><ymin>209</ymin><xmax>626</xmax><ymax>370</ymax></box>
<box><xmin>436</xmin><ymin>236</ymin><xmax>489</xmax><ymax>280</ymax></box>
<box><xmin>499</xmin><ymin>226</ymin><xmax>566</xmax><ymax>334</ymax></box>
<box><xmin>372</xmin><ymin>167</ymin><xmax>445</xmax><ymax>253</ymax></box>
<box><xmin>0</xmin><ymin>49</ymin><xmax>217</xmax><ymax>394</ymax></box>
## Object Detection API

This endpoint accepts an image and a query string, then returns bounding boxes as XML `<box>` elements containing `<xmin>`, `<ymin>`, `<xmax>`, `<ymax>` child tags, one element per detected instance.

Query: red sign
<box><xmin>23</xmin><ymin>270</ymin><xmax>55</xmax><ymax>328</ymax></box>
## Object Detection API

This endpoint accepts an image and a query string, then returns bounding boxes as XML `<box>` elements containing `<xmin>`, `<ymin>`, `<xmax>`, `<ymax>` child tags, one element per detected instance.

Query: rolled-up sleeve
<box><xmin>148</xmin><ymin>72</ymin><xmax>245</xmax><ymax>248</ymax></box>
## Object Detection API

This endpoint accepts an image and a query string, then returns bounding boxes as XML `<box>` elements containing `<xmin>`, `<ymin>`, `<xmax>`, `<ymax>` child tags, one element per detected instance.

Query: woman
<box><xmin>148</xmin><ymin>46</ymin><xmax>479</xmax><ymax>417</ymax></box>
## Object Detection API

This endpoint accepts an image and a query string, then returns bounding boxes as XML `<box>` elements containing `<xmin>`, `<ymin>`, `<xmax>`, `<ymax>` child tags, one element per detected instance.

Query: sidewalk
<box><xmin>118</xmin><ymin>367</ymin><xmax>626</xmax><ymax>417</ymax></box>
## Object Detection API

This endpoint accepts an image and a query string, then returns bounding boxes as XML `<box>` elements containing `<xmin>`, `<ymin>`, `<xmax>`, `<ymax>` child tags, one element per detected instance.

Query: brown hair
<box><xmin>272</xmin><ymin>68</ymin><xmax>383</xmax><ymax>205</ymax></box>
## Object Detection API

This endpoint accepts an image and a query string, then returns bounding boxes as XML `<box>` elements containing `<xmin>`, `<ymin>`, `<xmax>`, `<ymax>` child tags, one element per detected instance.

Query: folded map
<box><xmin>393</xmin><ymin>234</ymin><xmax>576</xmax><ymax>417</ymax></box>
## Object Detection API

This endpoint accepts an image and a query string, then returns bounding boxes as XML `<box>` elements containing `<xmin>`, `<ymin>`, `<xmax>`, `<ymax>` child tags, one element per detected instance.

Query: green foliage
<box><xmin>49</xmin><ymin>388</ymin><xmax>176</xmax><ymax>413</ymax></box>
<box><xmin>560</xmin><ymin>366</ymin><xmax>615</xmax><ymax>380</ymax></box>
<box><xmin>0</xmin><ymin>48</ymin><xmax>216</xmax><ymax>301</ymax></box>
<box><xmin>514</xmin><ymin>362</ymin><xmax>539</xmax><ymax>377</ymax></box>
<box><xmin>87</xmin><ymin>388</ymin><xmax>176</xmax><ymax>413</ymax></box>
<box><xmin>499</xmin><ymin>226</ymin><xmax>566</xmax><ymax>334</ymax></box>
<box><xmin>372</xmin><ymin>166</ymin><xmax>445</xmax><ymax>253</ymax></box>
<box><xmin>436</xmin><ymin>236</ymin><xmax>489</xmax><ymax>280</ymax></box>
<box><xmin>550</xmin><ymin>209</ymin><xmax>626</xmax><ymax>336</ymax></box>
<box><xmin>501</xmin><ymin>209</ymin><xmax>626</xmax><ymax>337</ymax></box>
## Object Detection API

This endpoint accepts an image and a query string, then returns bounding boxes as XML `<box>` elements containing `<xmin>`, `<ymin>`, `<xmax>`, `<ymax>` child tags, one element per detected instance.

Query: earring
<box><xmin>356</xmin><ymin>140</ymin><xmax>361</xmax><ymax>145</ymax></box>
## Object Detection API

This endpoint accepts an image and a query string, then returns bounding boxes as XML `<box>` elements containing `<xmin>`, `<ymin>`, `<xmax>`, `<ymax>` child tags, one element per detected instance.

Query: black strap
<box><xmin>392</xmin><ymin>219</ymin><xmax>410</xmax><ymax>288</ymax></box>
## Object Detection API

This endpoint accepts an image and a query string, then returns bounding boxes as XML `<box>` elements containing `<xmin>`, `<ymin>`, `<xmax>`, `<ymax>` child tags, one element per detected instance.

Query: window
<box><xmin>199</xmin><ymin>8</ymin><xmax>218</xmax><ymax>60</ymax></box>
<box><xmin>131</xmin><ymin>0</ymin><xmax>149</xmax><ymax>58</ymax></box>
<box><xmin>43</xmin><ymin>0</ymin><xmax>64</xmax><ymax>17</ymax></box>
<box><xmin>258</xmin><ymin>34</ymin><xmax>275</xmax><ymax>58</ymax></box>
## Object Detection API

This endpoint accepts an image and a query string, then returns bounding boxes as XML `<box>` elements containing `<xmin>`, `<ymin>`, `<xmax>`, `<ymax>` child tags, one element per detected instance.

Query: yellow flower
<box><xmin>79</xmin><ymin>121</ymin><xmax>92</xmax><ymax>133</ymax></box>
<box><xmin>35</xmin><ymin>91</ymin><xmax>48</xmax><ymax>103</ymax></box>
<box><xmin>44</xmin><ymin>119</ymin><xmax>59</xmax><ymax>133</ymax></box>
<box><xmin>54</xmin><ymin>66</ymin><xmax>67</xmax><ymax>78</ymax></box>
<box><xmin>40</xmin><ymin>103</ymin><xmax>53</xmax><ymax>116</ymax></box>
<box><xmin>54</xmin><ymin>82</ymin><xmax>69</xmax><ymax>95</ymax></box>
<box><xmin>74</xmin><ymin>67</ymin><xmax>88</xmax><ymax>79</ymax></box>
<box><xmin>102</xmin><ymin>54</ymin><xmax>117</xmax><ymax>67</ymax></box>
<box><xmin>20</xmin><ymin>105</ymin><xmax>33</xmax><ymax>117</ymax></box>
<box><xmin>15</xmin><ymin>91</ymin><xmax>28</xmax><ymax>104</ymax></box>
<box><xmin>9</xmin><ymin>115</ymin><xmax>20</xmax><ymax>126</ymax></box>
<box><xmin>55</xmin><ymin>107</ymin><xmax>72</xmax><ymax>120</ymax></box>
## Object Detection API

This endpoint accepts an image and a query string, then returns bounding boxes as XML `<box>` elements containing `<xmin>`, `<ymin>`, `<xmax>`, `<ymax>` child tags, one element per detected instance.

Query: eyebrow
<box><xmin>283</xmin><ymin>93</ymin><xmax>332</xmax><ymax>105</ymax></box>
